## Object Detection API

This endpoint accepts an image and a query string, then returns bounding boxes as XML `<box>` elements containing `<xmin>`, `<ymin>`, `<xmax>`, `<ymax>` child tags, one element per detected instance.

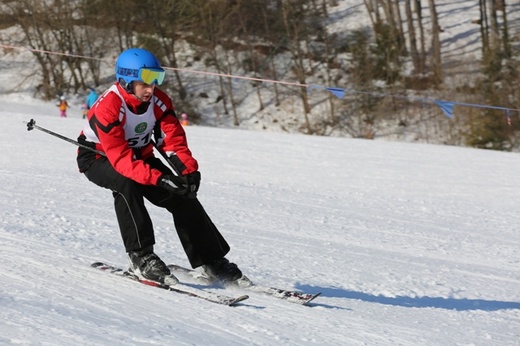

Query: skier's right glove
<box><xmin>158</xmin><ymin>174</ymin><xmax>189</xmax><ymax>196</ymax></box>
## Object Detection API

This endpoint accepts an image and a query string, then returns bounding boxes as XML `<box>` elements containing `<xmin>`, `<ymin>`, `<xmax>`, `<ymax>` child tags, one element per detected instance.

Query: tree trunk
<box><xmin>488</xmin><ymin>0</ymin><xmax>500</xmax><ymax>50</ymax></box>
<box><xmin>428</xmin><ymin>0</ymin><xmax>443</xmax><ymax>85</ymax></box>
<box><xmin>414</xmin><ymin>0</ymin><xmax>427</xmax><ymax>74</ymax></box>
<box><xmin>500</xmin><ymin>0</ymin><xmax>511</xmax><ymax>58</ymax></box>
<box><xmin>392</xmin><ymin>0</ymin><xmax>407</xmax><ymax>55</ymax></box>
<box><xmin>479</xmin><ymin>0</ymin><xmax>490</xmax><ymax>54</ymax></box>
<box><xmin>281</xmin><ymin>1</ymin><xmax>313</xmax><ymax>134</ymax></box>
<box><xmin>404</xmin><ymin>0</ymin><xmax>420</xmax><ymax>74</ymax></box>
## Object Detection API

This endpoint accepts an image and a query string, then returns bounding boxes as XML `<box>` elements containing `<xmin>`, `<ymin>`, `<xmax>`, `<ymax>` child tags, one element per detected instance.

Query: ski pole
<box><xmin>24</xmin><ymin>118</ymin><xmax>106</xmax><ymax>156</ymax></box>
<box><xmin>151</xmin><ymin>141</ymin><xmax>182</xmax><ymax>176</ymax></box>
<box><xmin>25</xmin><ymin>118</ymin><xmax>183</xmax><ymax>176</ymax></box>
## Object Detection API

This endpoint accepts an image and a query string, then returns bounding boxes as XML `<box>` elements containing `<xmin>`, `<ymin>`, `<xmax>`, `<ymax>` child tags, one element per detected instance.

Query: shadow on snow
<box><xmin>296</xmin><ymin>284</ymin><xmax>520</xmax><ymax>311</ymax></box>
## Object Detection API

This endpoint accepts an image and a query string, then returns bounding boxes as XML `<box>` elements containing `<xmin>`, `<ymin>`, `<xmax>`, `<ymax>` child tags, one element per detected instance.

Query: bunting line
<box><xmin>2</xmin><ymin>43</ymin><xmax>519</xmax><ymax>122</ymax></box>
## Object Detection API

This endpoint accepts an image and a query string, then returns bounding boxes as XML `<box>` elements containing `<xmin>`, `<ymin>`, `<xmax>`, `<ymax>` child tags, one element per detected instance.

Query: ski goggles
<box><xmin>138</xmin><ymin>68</ymin><xmax>165</xmax><ymax>85</ymax></box>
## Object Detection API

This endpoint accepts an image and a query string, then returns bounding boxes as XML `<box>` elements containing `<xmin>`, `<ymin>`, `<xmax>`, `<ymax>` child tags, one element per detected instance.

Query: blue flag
<box><xmin>326</xmin><ymin>87</ymin><xmax>346</xmax><ymax>99</ymax></box>
<box><xmin>435</xmin><ymin>101</ymin><xmax>455</xmax><ymax>118</ymax></box>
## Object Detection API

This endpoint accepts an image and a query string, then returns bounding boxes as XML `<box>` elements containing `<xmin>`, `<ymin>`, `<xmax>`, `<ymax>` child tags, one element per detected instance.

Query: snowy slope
<box><xmin>0</xmin><ymin>95</ymin><xmax>519</xmax><ymax>345</ymax></box>
<box><xmin>1</xmin><ymin>1</ymin><xmax>520</xmax><ymax>344</ymax></box>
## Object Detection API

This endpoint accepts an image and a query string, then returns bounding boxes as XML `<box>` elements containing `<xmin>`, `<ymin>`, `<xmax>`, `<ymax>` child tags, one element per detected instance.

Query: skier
<box><xmin>84</xmin><ymin>87</ymin><xmax>99</xmax><ymax>119</ymax></box>
<box><xmin>57</xmin><ymin>96</ymin><xmax>68</xmax><ymax>117</ymax></box>
<box><xmin>76</xmin><ymin>48</ymin><xmax>242</xmax><ymax>285</ymax></box>
<box><xmin>85</xmin><ymin>87</ymin><xmax>99</xmax><ymax>109</ymax></box>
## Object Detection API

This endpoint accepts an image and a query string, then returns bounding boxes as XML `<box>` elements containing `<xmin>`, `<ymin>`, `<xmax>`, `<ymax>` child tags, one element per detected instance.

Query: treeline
<box><xmin>1</xmin><ymin>0</ymin><xmax>519</xmax><ymax>150</ymax></box>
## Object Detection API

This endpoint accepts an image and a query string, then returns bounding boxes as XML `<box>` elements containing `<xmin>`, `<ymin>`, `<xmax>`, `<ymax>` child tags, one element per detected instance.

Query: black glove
<box><xmin>186</xmin><ymin>171</ymin><xmax>201</xmax><ymax>199</ymax></box>
<box><xmin>158</xmin><ymin>174</ymin><xmax>189</xmax><ymax>195</ymax></box>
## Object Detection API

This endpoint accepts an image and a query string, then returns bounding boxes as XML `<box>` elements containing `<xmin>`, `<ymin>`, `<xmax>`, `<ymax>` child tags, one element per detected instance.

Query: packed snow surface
<box><xmin>1</xmin><ymin>0</ymin><xmax>520</xmax><ymax>344</ymax></box>
<box><xmin>0</xmin><ymin>93</ymin><xmax>519</xmax><ymax>346</ymax></box>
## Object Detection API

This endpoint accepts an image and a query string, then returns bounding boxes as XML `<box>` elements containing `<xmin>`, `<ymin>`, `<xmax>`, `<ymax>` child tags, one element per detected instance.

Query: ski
<box><xmin>91</xmin><ymin>262</ymin><xmax>249</xmax><ymax>306</ymax></box>
<box><xmin>168</xmin><ymin>264</ymin><xmax>320</xmax><ymax>305</ymax></box>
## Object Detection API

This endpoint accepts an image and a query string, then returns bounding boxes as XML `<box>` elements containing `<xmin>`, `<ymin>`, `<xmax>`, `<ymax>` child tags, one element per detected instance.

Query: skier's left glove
<box><xmin>185</xmin><ymin>171</ymin><xmax>201</xmax><ymax>199</ymax></box>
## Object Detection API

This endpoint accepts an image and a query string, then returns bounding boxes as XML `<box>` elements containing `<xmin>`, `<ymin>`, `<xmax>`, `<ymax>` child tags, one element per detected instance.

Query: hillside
<box><xmin>2</xmin><ymin>0</ymin><xmax>520</xmax><ymax>148</ymax></box>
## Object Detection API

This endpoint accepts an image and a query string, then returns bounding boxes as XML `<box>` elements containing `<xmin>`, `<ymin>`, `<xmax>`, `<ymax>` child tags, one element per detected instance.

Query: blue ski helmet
<box><xmin>115</xmin><ymin>48</ymin><xmax>165</xmax><ymax>86</ymax></box>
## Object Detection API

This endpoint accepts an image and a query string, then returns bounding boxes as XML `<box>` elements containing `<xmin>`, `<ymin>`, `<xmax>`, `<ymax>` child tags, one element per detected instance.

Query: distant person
<box><xmin>57</xmin><ymin>96</ymin><xmax>68</xmax><ymax>118</ymax></box>
<box><xmin>180</xmin><ymin>113</ymin><xmax>189</xmax><ymax>126</ymax></box>
<box><xmin>76</xmin><ymin>48</ymin><xmax>243</xmax><ymax>285</ymax></box>
<box><xmin>85</xmin><ymin>87</ymin><xmax>99</xmax><ymax>118</ymax></box>
<box><xmin>81</xmin><ymin>103</ymin><xmax>88</xmax><ymax>119</ymax></box>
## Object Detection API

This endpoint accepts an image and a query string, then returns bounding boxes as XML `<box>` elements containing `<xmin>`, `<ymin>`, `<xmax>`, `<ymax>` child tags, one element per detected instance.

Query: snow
<box><xmin>1</xmin><ymin>1</ymin><xmax>520</xmax><ymax>345</ymax></box>
<box><xmin>1</xmin><ymin>94</ymin><xmax>519</xmax><ymax>345</ymax></box>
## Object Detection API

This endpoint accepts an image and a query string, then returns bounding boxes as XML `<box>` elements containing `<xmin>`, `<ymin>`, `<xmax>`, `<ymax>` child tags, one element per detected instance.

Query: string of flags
<box><xmin>308</xmin><ymin>84</ymin><xmax>517</xmax><ymax>125</ymax></box>
<box><xmin>2</xmin><ymin>43</ymin><xmax>518</xmax><ymax>125</ymax></box>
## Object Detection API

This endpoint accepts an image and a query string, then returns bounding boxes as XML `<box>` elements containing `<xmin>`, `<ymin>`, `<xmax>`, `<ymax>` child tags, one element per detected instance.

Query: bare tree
<box><xmin>374</xmin><ymin>0</ymin><xmax>406</xmax><ymax>55</ymax></box>
<box><xmin>363</xmin><ymin>0</ymin><xmax>404</xmax><ymax>84</ymax></box>
<box><xmin>257</xmin><ymin>5</ymin><xmax>284</xmax><ymax>108</ymax></box>
<box><xmin>499</xmin><ymin>0</ymin><xmax>512</xmax><ymax>59</ymax></box>
<box><xmin>414</xmin><ymin>0</ymin><xmax>427</xmax><ymax>74</ymax></box>
<box><xmin>479</xmin><ymin>0</ymin><xmax>490</xmax><ymax>54</ymax></box>
<box><xmin>280</xmin><ymin>0</ymin><xmax>313</xmax><ymax>134</ymax></box>
<box><xmin>427</xmin><ymin>0</ymin><xmax>442</xmax><ymax>86</ymax></box>
<box><xmin>404</xmin><ymin>0</ymin><xmax>421</xmax><ymax>74</ymax></box>
<box><xmin>489</xmin><ymin>0</ymin><xmax>500</xmax><ymax>46</ymax></box>
<box><xmin>2</xmin><ymin>0</ymin><xmax>119</xmax><ymax>98</ymax></box>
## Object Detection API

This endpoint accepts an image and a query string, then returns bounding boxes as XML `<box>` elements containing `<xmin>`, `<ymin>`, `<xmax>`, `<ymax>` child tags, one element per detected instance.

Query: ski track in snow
<box><xmin>0</xmin><ymin>95</ymin><xmax>519</xmax><ymax>345</ymax></box>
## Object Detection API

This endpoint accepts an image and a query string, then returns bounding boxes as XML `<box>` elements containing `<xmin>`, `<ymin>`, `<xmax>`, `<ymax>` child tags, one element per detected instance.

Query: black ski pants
<box><xmin>83</xmin><ymin>156</ymin><xmax>230</xmax><ymax>268</ymax></box>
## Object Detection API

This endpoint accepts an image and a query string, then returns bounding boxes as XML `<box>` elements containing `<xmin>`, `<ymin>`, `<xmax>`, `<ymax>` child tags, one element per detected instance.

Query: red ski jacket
<box><xmin>77</xmin><ymin>83</ymin><xmax>198</xmax><ymax>185</ymax></box>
